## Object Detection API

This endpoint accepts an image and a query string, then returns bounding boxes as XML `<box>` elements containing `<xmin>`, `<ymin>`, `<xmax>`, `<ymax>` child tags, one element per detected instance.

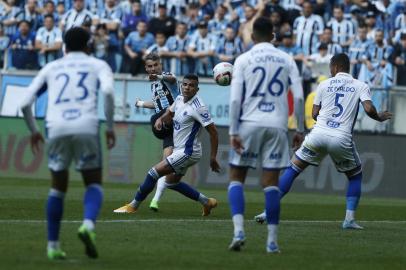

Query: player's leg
<box><xmin>46</xmin><ymin>136</ymin><xmax>72</xmax><ymax>260</ymax></box>
<box><xmin>331</xmin><ymin>139</ymin><xmax>364</xmax><ymax>229</ymax></box>
<box><xmin>227</xmin><ymin>166</ymin><xmax>248</xmax><ymax>251</ymax></box>
<box><xmin>261</xmin><ymin>170</ymin><xmax>281</xmax><ymax>253</ymax></box>
<box><xmin>47</xmin><ymin>170</ymin><xmax>68</xmax><ymax>260</ymax></box>
<box><xmin>114</xmin><ymin>159</ymin><xmax>174</xmax><ymax>213</ymax></box>
<box><xmin>78</xmin><ymin>169</ymin><xmax>103</xmax><ymax>258</ymax></box>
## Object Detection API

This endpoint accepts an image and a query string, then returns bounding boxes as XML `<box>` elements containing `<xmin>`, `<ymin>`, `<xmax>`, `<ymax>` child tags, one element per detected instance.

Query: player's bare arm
<box><xmin>154</xmin><ymin>107</ymin><xmax>175</xmax><ymax>131</ymax></box>
<box><xmin>135</xmin><ymin>98</ymin><xmax>155</xmax><ymax>109</ymax></box>
<box><xmin>362</xmin><ymin>100</ymin><xmax>393</xmax><ymax>122</ymax></box>
<box><xmin>205</xmin><ymin>123</ymin><xmax>220</xmax><ymax>173</ymax></box>
<box><xmin>312</xmin><ymin>104</ymin><xmax>321</xmax><ymax>121</ymax></box>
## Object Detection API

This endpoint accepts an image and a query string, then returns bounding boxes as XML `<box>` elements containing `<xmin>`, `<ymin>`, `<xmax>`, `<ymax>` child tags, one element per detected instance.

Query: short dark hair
<box><xmin>253</xmin><ymin>17</ymin><xmax>273</xmax><ymax>40</ymax></box>
<box><xmin>44</xmin><ymin>14</ymin><xmax>54</xmax><ymax>20</ymax></box>
<box><xmin>330</xmin><ymin>53</ymin><xmax>350</xmax><ymax>73</ymax></box>
<box><xmin>64</xmin><ymin>27</ymin><xmax>90</xmax><ymax>52</ymax></box>
<box><xmin>333</xmin><ymin>4</ymin><xmax>344</xmax><ymax>11</ymax></box>
<box><xmin>144</xmin><ymin>52</ymin><xmax>161</xmax><ymax>62</ymax></box>
<box><xmin>183</xmin><ymin>73</ymin><xmax>199</xmax><ymax>83</ymax></box>
<box><xmin>18</xmin><ymin>20</ymin><xmax>31</xmax><ymax>28</ymax></box>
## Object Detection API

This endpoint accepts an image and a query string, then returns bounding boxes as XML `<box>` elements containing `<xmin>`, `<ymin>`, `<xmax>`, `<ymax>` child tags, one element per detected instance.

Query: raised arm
<box><xmin>361</xmin><ymin>100</ymin><xmax>392</xmax><ymax>122</ymax></box>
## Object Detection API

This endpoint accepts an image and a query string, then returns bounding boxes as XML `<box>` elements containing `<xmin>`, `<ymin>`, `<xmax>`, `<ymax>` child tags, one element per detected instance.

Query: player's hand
<box><xmin>292</xmin><ymin>132</ymin><xmax>304</xmax><ymax>151</ymax></box>
<box><xmin>134</xmin><ymin>98</ymin><xmax>143</xmax><ymax>107</ymax></box>
<box><xmin>155</xmin><ymin>117</ymin><xmax>163</xmax><ymax>131</ymax></box>
<box><xmin>149</xmin><ymin>74</ymin><xmax>158</xmax><ymax>81</ymax></box>
<box><xmin>105</xmin><ymin>130</ymin><xmax>116</xmax><ymax>149</ymax></box>
<box><xmin>210</xmin><ymin>157</ymin><xmax>221</xmax><ymax>173</ymax></box>
<box><xmin>378</xmin><ymin>111</ymin><xmax>393</xmax><ymax>122</ymax></box>
<box><xmin>230</xmin><ymin>135</ymin><xmax>245</xmax><ymax>154</ymax></box>
<box><xmin>30</xmin><ymin>132</ymin><xmax>44</xmax><ymax>155</ymax></box>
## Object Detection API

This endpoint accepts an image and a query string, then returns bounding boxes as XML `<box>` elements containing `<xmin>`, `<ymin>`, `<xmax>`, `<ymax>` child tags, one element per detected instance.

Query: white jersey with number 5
<box><xmin>313</xmin><ymin>72</ymin><xmax>372</xmax><ymax>137</ymax></box>
<box><xmin>20</xmin><ymin>52</ymin><xmax>114</xmax><ymax>139</ymax></box>
<box><xmin>229</xmin><ymin>42</ymin><xmax>303</xmax><ymax>134</ymax></box>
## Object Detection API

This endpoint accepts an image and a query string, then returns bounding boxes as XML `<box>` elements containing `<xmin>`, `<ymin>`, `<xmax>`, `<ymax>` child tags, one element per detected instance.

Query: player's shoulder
<box><xmin>189</xmin><ymin>95</ymin><xmax>207</xmax><ymax>110</ymax></box>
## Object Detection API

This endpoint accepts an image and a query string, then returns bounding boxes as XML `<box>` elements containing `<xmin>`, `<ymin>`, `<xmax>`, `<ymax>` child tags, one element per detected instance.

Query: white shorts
<box><xmin>295</xmin><ymin>130</ymin><xmax>361</xmax><ymax>172</ymax></box>
<box><xmin>229</xmin><ymin>123</ymin><xmax>290</xmax><ymax>170</ymax></box>
<box><xmin>166</xmin><ymin>149</ymin><xmax>201</xmax><ymax>175</ymax></box>
<box><xmin>47</xmin><ymin>134</ymin><xmax>101</xmax><ymax>171</ymax></box>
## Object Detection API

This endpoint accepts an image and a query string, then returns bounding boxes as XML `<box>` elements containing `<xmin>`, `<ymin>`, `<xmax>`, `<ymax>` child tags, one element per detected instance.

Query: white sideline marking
<box><xmin>0</xmin><ymin>219</ymin><xmax>406</xmax><ymax>224</ymax></box>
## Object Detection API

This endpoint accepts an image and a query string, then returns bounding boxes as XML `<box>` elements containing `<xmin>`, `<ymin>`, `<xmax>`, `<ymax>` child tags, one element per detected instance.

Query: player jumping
<box><xmin>254</xmin><ymin>53</ymin><xmax>392</xmax><ymax>230</ymax></box>
<box><xmin>228</xmin><ymin>17</ymin><xmax>305</xmax><ymax>253</ymax></box>
<box><xmin>114</xmin><ymin>74</ymin><xmax>220</xmax><ymax>216</ymax></box>
<box><xmin>20</xmin><ymin>27</ymin><xmax>116</xmax><ymax>260</ymax></box>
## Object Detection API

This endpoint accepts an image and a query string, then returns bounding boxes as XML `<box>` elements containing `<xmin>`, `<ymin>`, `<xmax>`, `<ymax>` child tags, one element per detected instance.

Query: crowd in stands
<box><xmin>1</xmin><ymin>0</ymin><xmax>406</xmax><ymax>90</ymax></box>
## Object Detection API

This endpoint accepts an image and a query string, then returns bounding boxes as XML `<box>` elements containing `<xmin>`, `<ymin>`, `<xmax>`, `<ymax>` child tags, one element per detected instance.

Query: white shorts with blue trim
<box><xmin>47</xmin><ymin>134</ymin><xmax>101</xmax><ymax>171</ymax></box>
<box><xmin>295</xmin><ymin>130</ymin><xmax>361</xmax><ymax>172</ymax></box>
<box><xmin>229</xmin><ymin>123</ymin><xmax>290</xmax><ymax>170</ymax></box>
<box><xmin>166</xmin><ymin>149</ymin><xmax>201</xmax><ymax>175</ymax></box>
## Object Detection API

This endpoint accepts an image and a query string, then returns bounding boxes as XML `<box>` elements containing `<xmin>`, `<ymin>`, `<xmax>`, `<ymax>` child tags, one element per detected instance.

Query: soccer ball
<box><xmin>213</xmin><ymin>62</ymin><xmax>233</xmax><ymax>86</ymax></box>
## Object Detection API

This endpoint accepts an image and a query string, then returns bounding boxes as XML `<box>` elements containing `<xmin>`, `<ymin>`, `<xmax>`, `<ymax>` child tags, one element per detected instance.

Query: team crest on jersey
<box><xmin>173</xmin><ymin>120</ymin><xmax>181</xmax><ymax>130</ymax></box>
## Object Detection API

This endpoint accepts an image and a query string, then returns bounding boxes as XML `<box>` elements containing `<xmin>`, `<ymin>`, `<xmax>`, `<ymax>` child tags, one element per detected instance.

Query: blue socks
<box><xmin>346</xmin><ymin>172</ymin><xmax>362</xmax><ymax>211</ymax></box>
<box><xmin>264</xmin><ymin>186</ymin><xmax>280</xmax><ymax>225</ymax></box>
<box><xmin>228</xmin><ymin>181</ymin><xmax>245</xmax><ymax>216</ymax></box>
<box><xmin>47</xmin><ymin>189</ymin><xmax>65</xmax><ymax>242</ymax></box>
<box><xmin>84</xmin><ymin>184</ymin><xmax>103</xmax><ymax>222</ymax></box>
<box><xmin>279</xmin><ymin>164</ymin><xmax>302</xmax><ymax>198</ymax></box>
<box><xmin>166</xmin><ymin>182</ymin><xmax>200</xmax><ymax>201</ymax></box>
<box><xmin>135</xmin><ymin>168</ymin><xmax>160</xmax><ymax>202</ymax></box>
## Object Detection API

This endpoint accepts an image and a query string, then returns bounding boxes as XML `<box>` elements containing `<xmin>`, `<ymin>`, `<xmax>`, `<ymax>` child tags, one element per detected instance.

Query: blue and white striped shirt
<box><xmin>165</xmin><ymin>35</ymin><xmax>190</xmax><ymax>75</ymax></box>
<box><xmin>293</xmin><ymin>14</ymin><xmax>324</xmax><ymax>56</ymax></box>
<box><xmin>394</xmin><ymin>13</ymin><xmax>406</xmax><ymax>31</ymax></box>
<box><xmin>215</xmin><ymin>37</ymin><xmax>244</xmax><ymax>62</ymax></box>
<box><xmin>35</xmin><ymin>26</ymin><xmax>63</xmax><ymax>67</ymax></box>
<box><xmin>327</xmin><ymin>18</ymin><xmax>356</xmax><ymax>47</ymax></box>
<box><xmin>188</xmin><ymin>32</ymin><xmax>217</xmax><ymax>76</ymax></box>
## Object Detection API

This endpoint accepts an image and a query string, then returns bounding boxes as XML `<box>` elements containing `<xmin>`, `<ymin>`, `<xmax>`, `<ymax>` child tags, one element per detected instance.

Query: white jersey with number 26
<box><xmin>20</xmin><ymin>52</ymin><xmax>114</xmax><ymax>139</ymax></box>
<box><xmin>229</xmin><ymin>42</ymin><xmax>303</xmax><ymax>135</ymax></box>
<box><xmin>313</xmin><ymin>72</ymin><xmax>372</xmax><ymax>137</ymax></box>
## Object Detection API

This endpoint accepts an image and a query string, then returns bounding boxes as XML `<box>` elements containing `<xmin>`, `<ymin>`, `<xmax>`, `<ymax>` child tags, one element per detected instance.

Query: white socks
<box><xmin>232</xmin><ymin>214</ymin><xmax>244</xmax><ymax>237</ymax></box>
<box><xmin>152</xmin><ymin>177</ymin><xmax>167</xmax><ymax>202</ymax></box>
<box><xmin>47</xmin><ymin>241</ymin><xmax>60</xmax><ymax>250</ymax></box>
<box><xmin>83</xmin><ymin>219</ymin><xmax>95</xmax><ymax>231</ymax></box>
<box><xmin>267</xmin><ymin>224</ymin><xmax>278</xmax><ymax>245</ymax></box>
<box><xmin>345</xmin><ymin>210</ymin><xmax>355</xmax><ymax>221</ymax></box>
<box><xmin>198</xmin><ymin>193</ymin><xmax>209</xmax><ymax>205</ymax></box>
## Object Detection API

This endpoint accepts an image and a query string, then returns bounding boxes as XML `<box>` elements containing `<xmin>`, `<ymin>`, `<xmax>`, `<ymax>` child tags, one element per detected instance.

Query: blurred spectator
<box><xmin>92</xmin><ymin>23</ymin><xmax>109</xmax><ymax>60</ymax></box>
<box><xmin>2</xmin><ymin>0</ymin><xmax>22</xmax><ymax>37</ymax></box>
<box><xmin>0</xmin><ymin>23</ymin><xmax>10</xmax><ymax>68</ymax></box>
<box><xmin>394</xmin><ymin>8</ymin><xmax>406</xmax><ymax>32</ymax></box>
<box><xmin>215</xmin><ymin>25</ymin><xmax>243</xmax><ymax>64</ymax></box>
<box><xmin>35</xmin><ymin>14</ymin><xmax>62</xmax><ymax>67</ymax></box>
<box><xmin>359</xmin><ymin>29</ymin><xmax>393</xmax><ymax>88</ymax></box>
<box><xmin>392</xmin><ymin>33</ymin><xmax>406</xmax><ymax>86</ymax></box>
<box><xmin>56</xmin><ymin>1</ymin><xmax>66</xmax><ymax>21</ymax></box>
<box><xmin>349</xmin><ymin>24</ymin><xmax>371</xmax><ymax>78</ymax></box>
<box><xmin>239</xmin><ymin>4</ymin><xmax>262</xmax><ymax>49</ymax></box>
<box><xmin>293</xmin><ymin>1</ymin><xmax>324</xmax><ymax>56</ymax></box>
<box><xmin>141</xmin><ymin>0</ymin><xmax>160</xmax><ymax>18</ymax></box>
<box><xmin>263</xmin><ymin>0</ymin><xmax>287</xmax><ymax>24</ymax></box>
<box><xmin>278</xmin><ymin>31</ymin><xmax>304</xmax><ymax>70</ymax></box>
<box><xmin>60</xmin><ymin>0</ymin><xmax>95</xmax><ymax>31</ymax></box>
<box><xmin>124</xmin><ymin>20</ymin><xmax>154</xmax><ymax>75</ymax></box>
<box><xmin>183</xmin><ymin>3</ymin><xmax>199</xmax><ymax>35</ymax></box>
<box><xmin>187</xmin><ymin>20</ymin><xmax>216</xmax><ymax>77</ymax></box>
<box><xmin>318</xmin><ymin>27</ymin><xmax>343</xmax><ymax>55</ymax></box>
<box><xmin>270</xmin><ymin>10</ymin><xmax>287</xmax><ymax>42</ymax></box>
<box><xmin>305</xmin><ymin>43</ymin><xmax>332</xmax><ymax>66</ymax></box>
<box><xmin>43</xmin><ymin>1</ymin><xmax>59</xmax><ymax>24</ymax></box>
<box><xmin>148</xmin><ymin>3</ymin><xmax>176</xmax><ymax>38</ymax></box>
<box><xmin>121</xmin><ymin>0</ymin><xmax>148</xmax><ymax>37</ymax></box>
<box><xmin>167</xmin><ymin>0</ymin><xmax>188</xmax><ymax>21</ymax></box>
<box><xmin>97</xmin><ymin>0</ymin><xmax>123</xmax><ymax>71</ymax></box>
<box><xmin>208</xmin><ymin>4</ymin><xmax>229</xmax><ymax>39</ymax></box>
<box><xmin>365</xmin><ymin>11</ymin><xmax>378</xmax><ymax>40</ymax></box>
<box><xmin>144</xmin><ymin>31</ymin><xmax>169</xmax><ymax>70</ymax></box>
<box><xmin>327</xmin><ymin>5</ymin><xmax>355</xmax><ymax>52</ymax></box>
<box><xmin>163</xmin><ymin>22</ymin><xmax>190</xmax><ymax>75</ymax></box>
<box><xmin>280</xmin><ymin>0</ymin><xmax>301</xmax><ymax>25</ymax></box>
<box><xmin>17</xmin><ymin>0</ymin><xmax>43</xmax><ymax>31</ymax></box>
<box><xmin>198</xmin><ymin>0</ymin><xmax>215</xmax><ymax>21</ymax></box>
<box><xmin>10</xmin><ymin>20</ymin><xmax>37</xmax><ymax>69</ymax></box>
<box><xmin>85</xmin><ymin>0</ymin><xmax>105</xmax><ymax>15</ymax></box>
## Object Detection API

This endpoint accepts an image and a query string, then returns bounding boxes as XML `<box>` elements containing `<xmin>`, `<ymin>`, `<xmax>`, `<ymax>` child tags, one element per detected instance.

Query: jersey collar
<box><xmin>335</xmin><ymin>72</ymin><xmax>352</xmax><ymax>78</ymax></box>
<box><xmin>66</xmin><ymin>52</ymin><xmax>88</xmax><ymax>58</ymax></box>
<box><xmin>185</xmin><ymin>94</ymin><xmax>199</xmax><ymax>105</ymax></box>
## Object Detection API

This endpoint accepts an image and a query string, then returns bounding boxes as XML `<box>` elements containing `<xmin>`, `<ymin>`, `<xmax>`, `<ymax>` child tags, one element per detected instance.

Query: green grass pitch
<box><xmin>0</xmin><ymin>178</ymin><xmax>405</xmax><ymax>270</ymax></box>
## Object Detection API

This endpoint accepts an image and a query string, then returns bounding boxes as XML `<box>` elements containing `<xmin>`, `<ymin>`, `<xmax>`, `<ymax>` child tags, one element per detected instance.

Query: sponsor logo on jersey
<box><xmin>173</xmin><ymin>120</ymin><xmax>181</xmax><ymax>130</ymax></box>
<box><xmin>62</xmin><ymin>109</ymin><xmax>81</xmax><ymax>120</ymax></box>
<box><xmin>327</xmin><ymin>120</ymin><xmax>340</xmax><ymax>128</ymax></box>
<box><xmin>269</xmin><ymin>152</ymin><xmax>282</xmax><ymax>160</ymax></box>
<box><xmin>258</xmin><ymin>102</ymin><xmax>275</xmax><ymax>112</ymax></box>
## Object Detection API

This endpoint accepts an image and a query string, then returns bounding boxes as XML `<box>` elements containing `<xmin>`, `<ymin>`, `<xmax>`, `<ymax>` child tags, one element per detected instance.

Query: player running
<box><xmin>254</xmin><ymin>53</ymin><xmax>392</xmax><ymax>229</ymax></box>
<box><xmin>114</xmin><ymin>74</ymin><xmax>220</xmax><ymax>216</ymax></box>
<box><xmin>134</xmin><ymin>53</ymin><xmax>180</xmax><ymax>211</ymax></box>
<box><xmin>228</xmin><ymin>17</ymin><xmax>305</xmax><ymax>253</ymax></box>
<box><xmin>20</xmin><ymin>27</ymin><xmax>116</xmax><ymax>260</ymax></box>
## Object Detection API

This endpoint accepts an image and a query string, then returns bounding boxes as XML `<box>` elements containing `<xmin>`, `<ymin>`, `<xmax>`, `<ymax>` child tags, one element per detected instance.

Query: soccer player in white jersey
<box><xmin>228</xmin><ymin>17</ymin><xmax>305</xmax><ymax>253</ymax></box>
<box><xmin>114</xmin><ymin>74</ymin><xmax>220</xmax><ymax>217</ymax></box>
<box><xmin>20</xmin><ymin>27</ymin><xmax>116</xmax><ymax>260</ymax></box>
<box><xmin>254</xmin><ymin>53</ymin><xmax>392</xmax><ymax>229</ymax></box>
